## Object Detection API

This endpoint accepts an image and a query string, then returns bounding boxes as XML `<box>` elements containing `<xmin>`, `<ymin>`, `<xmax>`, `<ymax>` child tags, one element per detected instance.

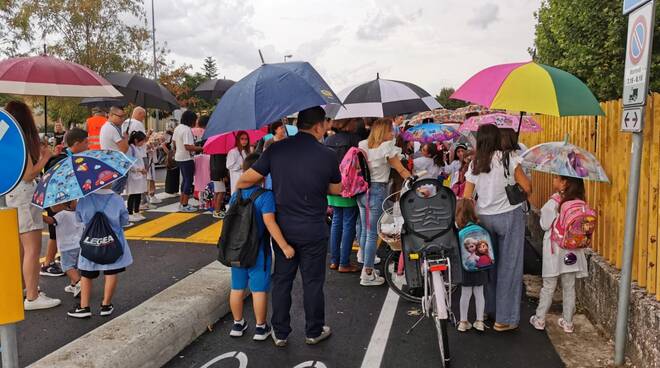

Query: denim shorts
<box><xmin>59</xmin><ymin>248</ymin><xmax>80</xmax><ymax>273</ymax></box>
<box><xmin>177</xmin><ymin>160</ymin><xmax>195</xmax><ymax>195</ymax></box>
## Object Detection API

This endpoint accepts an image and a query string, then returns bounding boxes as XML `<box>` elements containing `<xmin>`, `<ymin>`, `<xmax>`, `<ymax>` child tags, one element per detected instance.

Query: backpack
<box><xmin>551</xmin><ymin>198</ymin><xmax>597</xmax><ymax>250</ymax></box>
<box><xmin>217</xmin><ymin>188</ymin><xmax>269</xmax><ymax>269</ymax></box>
<box><xmin>200</xmin><ymin>182</ymin><xmax>215</xmax><ymax>210</ymax></box>
<box><xmin>339</xmin><ymin>147</ymin><xmax>371</xmax><ymax>198</ymax></box>
<box><xmin>458</xmin><ymin>223</ymin><xmax>495</xmax><ymax>272</ymax></box>
<box><xmin>79</xmin><ymin>196</ymin><xmax>124</xmax><ymax>265</ymax></box>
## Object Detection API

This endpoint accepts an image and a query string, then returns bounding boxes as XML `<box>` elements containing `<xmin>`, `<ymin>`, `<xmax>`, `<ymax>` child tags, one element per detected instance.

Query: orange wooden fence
<box><xmin>519</xmin><ymin>93</ymin><xmax>660</xmax><ymax>299</ymax></box>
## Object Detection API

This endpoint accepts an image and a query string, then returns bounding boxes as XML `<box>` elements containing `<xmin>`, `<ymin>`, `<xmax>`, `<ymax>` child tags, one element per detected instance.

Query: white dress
<box><xmin>539</xmin><ymin>196</ymin><xmax>588</xmax><ymax>279</ymax></box>
<box><xmin>125</xmin><ymin>144</ymin><xmax>147</xmax><ymax>195</ymax></box>
<box><xmin>226</xmin><ymin>147</ymin><xmax>249</xmax><ymax>194</ymax></box>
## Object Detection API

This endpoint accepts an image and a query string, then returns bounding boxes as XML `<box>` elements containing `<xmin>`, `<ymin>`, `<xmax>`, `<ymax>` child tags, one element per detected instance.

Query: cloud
<box><xmin>468</xmin><ymin>3</ymin><xmax>500</xmax><ymax>29</ymax></box>
<box><xmin>356</xmin><ymin>10</ymin><xmax>406</xmax><ymax>41</ymax></box>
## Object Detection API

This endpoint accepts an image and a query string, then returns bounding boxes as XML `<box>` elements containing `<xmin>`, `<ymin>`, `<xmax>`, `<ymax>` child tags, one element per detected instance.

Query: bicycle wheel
<box><xmin>430</xmin><ymin>270</ymin><xmax>451</xmax><ymax>367</ymax></box>
<box><xmin>383</xmin><ymin>250</ymin><xmax>422</xmax><ymax>303</ymax></box>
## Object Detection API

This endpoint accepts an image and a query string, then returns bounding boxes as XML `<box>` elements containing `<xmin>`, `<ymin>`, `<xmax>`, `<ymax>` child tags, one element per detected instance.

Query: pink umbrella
<box><xmin>460</xmin><ymin>113</ymin><xmax>542</xmax><ymax>133</ymax></box>
<box><xmin>203</xmin><ymin>130</ymin><xmax>266</xmax><ymax>155</ymax></box>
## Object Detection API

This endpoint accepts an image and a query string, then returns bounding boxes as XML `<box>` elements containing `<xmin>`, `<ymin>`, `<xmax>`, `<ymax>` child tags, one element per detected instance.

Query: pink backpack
<box><xmin>551</xmin><ymin>197</ymin><xmax>597</xmax><ymax>250</ymax></box>
<box><xmin>339</xmin><ymin>147</ymin><xmax>371</xmax><ymax>198</ymax></box>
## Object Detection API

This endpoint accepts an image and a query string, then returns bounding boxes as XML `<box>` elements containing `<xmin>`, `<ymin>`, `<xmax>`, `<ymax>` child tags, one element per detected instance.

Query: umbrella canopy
<box><xmin>521</xmin><ymin>137</ymin><xmax>609</xmax><ymax>182</ymax></box>
<box><xmin>105</xmin><ymin>72</ymin><xmax>179</xmax><ymax>111</ymax></box>
<box><xmin>0</xmin><ymin>55</ymin><xmax>121</xmax><ymax>97</ymax></box>
<box><xmin>263</xmin><ymin>124</ymin><xmax>298</xmax><ymax>141</ymax></box>
<box><xmin>203</xmin><ymin>130</ymin><xmax>267</xmax><ymax>155</ymax></box>
<box><xmin>460</xmin><ymin>113</ymin><xmax>542</xmax><ymax>133</ymax></box>
<box><xmin>408</xmin><ymin>105</ymin><xmax>494</xmax><ymax>125</ymax></box>
<box><xmin>79</xmin><ymin>97</ymin><xmax>129</xmax><ymax>108</ymax></box>
<box><xmin>326</xmin><ymin>76</ymin><xmax>441</xmax><ymax>119</ymax></box>
<box><xmin>204</xmin><ymin>61</ymin><xmax>339</xmax><ymax>138</ymax></box>
<box><xmin>32</xmin><ymin>150</ymin><xmax>135</xmax><ymax>208</ymax></box>
<box><xmin>194</xmin><ymin>78</ymin><xmax>236</xmax><ymax>102</ymax></box>
<box><xmin>401</xmin><ymin>123</ymin><xmax>460</xmax><ymax>144</ymax></box>
<box><xmin>451</xmin><ymin>61</ymin><xmax>604</xmax><ymax>117</ymax></box>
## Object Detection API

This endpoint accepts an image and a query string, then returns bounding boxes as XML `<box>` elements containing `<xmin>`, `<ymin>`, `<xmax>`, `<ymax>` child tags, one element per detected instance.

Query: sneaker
<box><xmin>178</xmin><ymin>204</ymin><xmax>197</xmax><ymax>213</ymax></box>
<box><xmin>230</xmin><ymin>320</ymin><xmax>248</xmax><ymax>337</ymax></box>
<box><xmin>457</xmin><ymin>321</ymin><xmax>472</xmax><ymax>332</ymax></box>
<box><xmin>149</xmin><ymin>196</ymin><xmax>163</xmax><ymax>204</ymax></box>
<box><xmin>40</xmin><ymin>262</ymin><xmax>65</xmax><ymax>277</ymax></box>
<box><xmin>529</xmin><ymin>315</ymin><xmax>546</xmax><ymax>331</ymax></box>
<box><xmin>305</xmin><ymin>325</ymin><xmax>332</xmax><ymax>345</ymax></box>
<box><xmin>24</xmin><ymin>293</ymin><xmax>61</xmax><ymax>310</ymax></box>
<box><xmin>135</xmin><ymin>213</ymin><xmax>147</xmax><ymax>221</ymax></box>
<box><xmin>100</xmin><ymin>304</ymin><xmax>114</xmax><ymax>317</ymax></box>
<box><xmin>128</xmin><ymin>214</ymin><xmax>141</xmax><ymax>222</ymax></box>
<box><xmin>473</xmin><ymin>320</ymin><xmax>485</xmax><ymax>332</ymax></box>
<box><xmin>212</xmin><ymin>210</ymin><xmax>226</xmax><ymax>219</ymax></box>
<box><xmin>360</xmin><ymin>270</ymin><xmax>385</xmax><ymax>286</ymax></box>
<box><xmin>272</xmin><ymin>331</ymin><xmax>288</xmax><ymax>347</ymax></box>
<box><xmin>141</xmin><ymin>202</ymin><xmax>156</xmax><ymax>210</ymax></box>
<box><xmin>64</xmin><ymin>282</ymin><xmax>81</xmax><ymax>298</ymax></box>
<box><xmin>67</xmin><ymin>304</ymin><xmax>92</xmax><ymax>318</ymax></box>
<box><xmin>123</xmin><ymin>222</ymin><xmax>134</xmax><ymax>228</ymax></box>
<box><xmin>558</xmin><ymin>318</ymin><xmax>574</xmax><ymax>333</ymax></box>
<box><xmin>253</xmin><ymin>324</ymin><xmax>272</xmax><ymax>341</ymax></box>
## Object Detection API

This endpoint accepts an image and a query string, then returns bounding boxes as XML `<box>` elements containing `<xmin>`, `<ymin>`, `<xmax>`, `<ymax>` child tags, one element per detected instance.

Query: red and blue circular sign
<box><xmin>629</xmin><ymin>15</ymin><xmax>647</xmax><ymax>65</ymax></box>
<box><xmin>0</xmin><ymin>108</ymin><xmax>27</xmax><ymax>196</ymax></box>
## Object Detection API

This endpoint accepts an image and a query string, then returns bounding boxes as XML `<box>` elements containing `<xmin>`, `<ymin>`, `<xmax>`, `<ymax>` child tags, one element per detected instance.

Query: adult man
<box><xmin>86</xmin><ymin>107</ymin><xmax>107</xmax><ymax>150</ymax></box>
<box><xmin>100</xmin><ymin>106</ymin><xmax>129</xmax><ymax>195</ymax></box>
<box><xmin>237</xmin><ymin>106</ymin><xmax>342</xmax><ymax>347</ymax></box>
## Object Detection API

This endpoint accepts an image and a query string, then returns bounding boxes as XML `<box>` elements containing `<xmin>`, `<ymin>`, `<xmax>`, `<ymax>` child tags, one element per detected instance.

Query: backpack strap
<box><xmin>247</xmin><ymin>187</ymin><xmax>270</xmax><ymax>271</ymax></box>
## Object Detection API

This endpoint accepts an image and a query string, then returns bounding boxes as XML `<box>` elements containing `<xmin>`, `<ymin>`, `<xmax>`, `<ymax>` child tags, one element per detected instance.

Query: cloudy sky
<box><xmin>154</xmin><ymin>0</ymin><xmax>542</xmax><ymax>96</ymax></box>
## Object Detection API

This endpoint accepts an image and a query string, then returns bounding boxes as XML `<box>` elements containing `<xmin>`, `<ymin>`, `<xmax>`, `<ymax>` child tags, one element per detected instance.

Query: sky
<box><xmin>154</xmin><ymin>0</ymin><xmax>542</xmax><ymax>96</ymax></box>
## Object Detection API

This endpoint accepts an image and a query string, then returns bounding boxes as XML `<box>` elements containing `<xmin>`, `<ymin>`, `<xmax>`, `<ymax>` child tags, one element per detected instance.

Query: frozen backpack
<box><xmin>339</xmin><ymin>147</ymin><xmax>371</xmax><ymax>198</ymax></box>
<box><xmin>551</xmin><ymin>197</ymin><xmax>597</xmax><ymax>250</ymax></box>
<box><xmin>458</xmin><ymin>223</ymin><xmax>495</xmax><ymax>272</ymax></box>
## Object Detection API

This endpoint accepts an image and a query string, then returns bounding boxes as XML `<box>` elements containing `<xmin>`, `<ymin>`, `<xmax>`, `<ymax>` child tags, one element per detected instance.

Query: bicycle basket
<box><xmin>378</xmin><ymin>203</ymin><xmax>403</xmax><ymax>251</ymax></box>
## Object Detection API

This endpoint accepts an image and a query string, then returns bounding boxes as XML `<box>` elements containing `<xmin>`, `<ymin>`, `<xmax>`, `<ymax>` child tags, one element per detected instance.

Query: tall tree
<box><xmin>159</xmin><ymin>65</ymin><xmax>214</xmax><ymax>112</ymax></box>
<box><xmin>435</xmin><ymin>87</ymin><xmax>468</xmax><ymax>110</ymax></box>
<box><xmin>202</xmin><ymin>56</ymin><xmax>218</xmax><ymax>79</ymax></box>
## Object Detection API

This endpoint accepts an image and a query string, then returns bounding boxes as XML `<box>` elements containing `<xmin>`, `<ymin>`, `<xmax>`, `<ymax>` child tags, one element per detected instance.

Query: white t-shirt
<box><xmin>413</xmin><ymin>156</ymin><xmax>443</xmax><ymax>180</ymax></box>
<box><xmin>358</xmin><ymin>139</ymin><xmax>402</xmax><ymax>183</ymax></box>
<box><xmin>465</xmin><ymin>151</ymin><xmax>523</xmax><ymax>215</ymax></box>
<box><xmin>99</xmin><ymin>121</ymin><xmax>123</xmax><ymax>151</ymax></box>
<box><xmin>122</xmin><ymin>119</ymin><xmax>147</xmax><ymax>158</ymax></box>
<box><xmin>53</xmin><ymin>210</ymin><xmax>84</xmax><ymax>252</ymax></box>
<box><xmin>172</xmin><ymin>124</ymin><xmax>195</xmax><ymax>162</ymax></box>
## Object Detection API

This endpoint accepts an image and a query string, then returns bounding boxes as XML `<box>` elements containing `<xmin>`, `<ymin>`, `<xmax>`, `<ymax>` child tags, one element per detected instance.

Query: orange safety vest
<box><xmin>86</xmin><ymin>116</ymin><xmax>107</xmax><ymax>150</ymax></box>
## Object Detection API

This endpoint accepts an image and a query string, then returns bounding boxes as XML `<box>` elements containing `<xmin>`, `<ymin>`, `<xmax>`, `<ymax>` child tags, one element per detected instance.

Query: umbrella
<box><xmin>451</xmin><ymin>133</ymin><xmax>476</xmax><ymax>151</ymax></box>
<box><xmin>79</xmin><ymin>97</ymin><xmax>129</xmax><ymax>108</ymax></box>
<box><xmin>105</xmin><ymin>72</ymin><xmax>179</xmax><ymax>111</ymax></box>
<box><xmin>325</xmin><ymin>75</ymin><xmax>441</xmax><ymax>119</ymax></box>
<box><xmin>451</xmin><ymin>61</ymin><xmax>604</xmax><ymax>117</ymax></box>
<box><xmin>460</xmin><ymin>113</ymin><xmax>542</xmax><ymax>133</ymax></box>
<box><xmin>204</xmin><ymin>61</ymin><xmax>340</xmax><ymax>138</ymax></box>
<box><xmin>408</xmin><ymin>105</ymin><xmax>494</xmax><ymax>125</ymax></box>
<box><xmin>203</xmin><ymin>130</ymin><xmax>267</xmax><ymax>155</ymax></box>
<box><xmin>31</xmin><ymin>150</ymin><xmax>135</xmax><ymax>208</ymax></box>
<box><xmin>194</xmin><ymin>78</ymin><xmax>236</xmax><ymax>102</ymax></box>
<box><xmin>401</xmin><ymin>123</ymin><xmax>460</xmax><ymax>144</ymax></box>
<box><xmin>520</xmin><ymin>136</ymin><xmax>609</xmax><ymax>182</ymax></box>
<box><xmin>263</xmin><ymin>124</ymin><xmax>298</xmax><ymax>141</ymax></box>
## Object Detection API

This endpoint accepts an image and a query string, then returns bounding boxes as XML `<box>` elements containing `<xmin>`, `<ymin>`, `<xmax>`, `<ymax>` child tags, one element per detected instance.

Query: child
<box><xmin>530</xmin><ymin>176</ymin><xmax>589</xmax><ymax>333</ymax></box>
<box><xmin>228</xmin><ymin>153</ymin><xmax>294</xmax><ymax>341</ymax></box>
<box><xmin>456</xmin><ymin>198</ymin><xmax>488</xmax><ymax>332</ymax></box>
<box><xmin>126</xmin><ymin>131</ymin><xmax>148</xmax><ymax>222</ymax></box>
<box><xmin>413</xmin><ymin>143</ymin><xmax>445</xmax><ymax>180</ymax></box>
<box><xmin>68</xmin><ymin>183</ymin><xmax>133</xmax><ymax>319</ymax></box>
<box><xmin>50</xmin><ymin>201</ymin><xmax>84</xmax><ymax>297</ymax></box>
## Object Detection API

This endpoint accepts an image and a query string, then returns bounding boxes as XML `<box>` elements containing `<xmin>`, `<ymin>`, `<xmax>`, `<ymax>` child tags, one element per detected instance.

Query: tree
<box><xmin>159</xmin><ymin>65</ymin><xmax>215</xmax><ymax>113</ymax></box>
<box><xmin>203</xmin><ymin>56</ymin><xmax>218</xmax><ymax>79</ymax></box>
<box><xmin>530</xmin><ymin>0</ymin><xmax>659</xmax><ymax>101</ymax></box>
<box><xmin>435</xmin><ymin>87</ymin><xmax>468</xmax><ymax>110</ymax></box>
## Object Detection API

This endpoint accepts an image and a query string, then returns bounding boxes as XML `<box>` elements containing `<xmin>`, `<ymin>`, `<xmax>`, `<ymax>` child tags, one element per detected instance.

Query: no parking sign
<box><xmin>622</xmin><ymin>1</ymin><xmax>655</xmax><ymax>108</ymax></box>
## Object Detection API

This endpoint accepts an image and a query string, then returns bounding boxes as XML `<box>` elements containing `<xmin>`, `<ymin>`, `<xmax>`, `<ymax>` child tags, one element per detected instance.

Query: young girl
<box><xmin>413</xmin><ymin>143</ymin><xmax>445</xmax><ymax>180</ymax></box>
<box><xmin>530</xmin><ymin>176</ymin><xmax>588</xmax><ymax>333</ymax></box>
<box><xmin>456</xmin><ymin>198</ymin><xmax>488</xmax><ymax>332</ymax></box>
<box><xmin>126</xmin><ymin>131</ymin><xmax>148</xmax><ymax>222</ymax></box>
<box><xmin>226</xmin><ymin>131</ymin><xmax>252</xmax><ymax>195</ymax></box>
<box><xmin>68</xmin><ymin>184</ymin><xmax>133</xmax><ymax>318</ymax></box>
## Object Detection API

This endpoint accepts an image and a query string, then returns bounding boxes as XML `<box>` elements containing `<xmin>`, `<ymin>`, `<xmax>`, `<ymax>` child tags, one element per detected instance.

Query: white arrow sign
<box><xmin>621</xmin><ymin>106</ymin><xmax>644</xmax><ymax>132</ymax></box>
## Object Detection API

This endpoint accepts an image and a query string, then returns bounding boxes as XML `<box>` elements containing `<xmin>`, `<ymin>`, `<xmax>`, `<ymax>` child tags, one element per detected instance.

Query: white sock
<box><xmin>256</xmin><ymin>323</ymin><xmax>266</xmax><ymax>328</ymax></box>
<box><xmin>234</xmin><ymin>319</ymin><xmax>245</xmax><ymax>325</ymax></box>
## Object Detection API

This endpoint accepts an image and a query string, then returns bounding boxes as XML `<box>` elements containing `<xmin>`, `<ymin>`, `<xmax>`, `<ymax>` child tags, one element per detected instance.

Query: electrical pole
<box><xmin>151</xmin><ymin>0</ymin><xmax>160</xmax><ymax>131</ymax></box>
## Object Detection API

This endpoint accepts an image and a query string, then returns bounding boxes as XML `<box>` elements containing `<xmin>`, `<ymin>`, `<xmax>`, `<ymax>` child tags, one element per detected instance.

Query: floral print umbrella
<box><xmin>460</xmin><ymin>113</ymin><xmax>542</xmax><ymax>133</ymax></box>
<box><xmin>401</xmin><ymin>123</ymin><xmax>460</xmax><ymax>144</ymax></box>
<box><xmin>521</xmin><ymin>138</ymin><xmax>609</xmax><ymax>182</ymax></box>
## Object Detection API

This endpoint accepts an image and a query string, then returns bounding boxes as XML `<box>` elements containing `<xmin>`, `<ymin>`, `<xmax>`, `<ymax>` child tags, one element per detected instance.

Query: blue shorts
<box><xmin>178</xmin><ymin>160</ymin><xmax>195</xmax><ymax>195</ymax></box>
<box><xmin>60</xmin><ymin>248</ymin><xmax>80</xmax><ymax>272</ymax></box>
<box><xmin>231</xmin><ymin>248</ymin><xmax>272</xmax><ymax>292</ymax></box>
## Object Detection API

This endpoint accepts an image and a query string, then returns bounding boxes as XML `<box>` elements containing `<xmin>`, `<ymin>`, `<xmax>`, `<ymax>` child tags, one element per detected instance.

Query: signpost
<box><xmin>616</xmin><ymin>0</ymin><xmax>655</xmax><ymax>366</ymax></box>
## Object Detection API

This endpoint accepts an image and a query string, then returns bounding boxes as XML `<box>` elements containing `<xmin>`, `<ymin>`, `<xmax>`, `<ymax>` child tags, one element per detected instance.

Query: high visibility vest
<box><xmin>86</xmin><ymin>116</ymin><xmax>107</xmax><ymax>150</ymax></box>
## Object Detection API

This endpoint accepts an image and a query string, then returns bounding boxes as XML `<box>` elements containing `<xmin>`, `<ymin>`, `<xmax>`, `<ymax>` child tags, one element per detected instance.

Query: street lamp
<box><xmin>284</xmin><ymin>54</ymin><xmax>293</xmax><ymax>62</ymax></box>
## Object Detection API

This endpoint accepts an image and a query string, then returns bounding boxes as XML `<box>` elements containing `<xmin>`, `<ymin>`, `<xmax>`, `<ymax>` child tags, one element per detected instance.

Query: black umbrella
<box><xmin>79</xmin><ymin>97</ymin><xmax>129</xmax><ymax>108</ymax></box>
<box><xmin>105</xmin><ymin>72</ymin><xmax>179</xmax><ymax>111</ymax></box>
<box><xmin>194</xmin><ymin>78</ymin><xmax>236</xmax><ymax>102</ymax></box>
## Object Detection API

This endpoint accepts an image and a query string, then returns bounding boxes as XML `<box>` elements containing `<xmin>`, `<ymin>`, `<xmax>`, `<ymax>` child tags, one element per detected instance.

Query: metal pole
<box><xmin>151</xmin><ymin>0</ymin><xmax>160</xmax><ymax>130</ymax></box>
<box><xmin>43</xmin><ymin>96</ymin><xmax>47</xmax><ymax>134</ymax></box>
<box><xmin>0</xmin><ymin>323</ymin><xmax>19</xmax><ymax>368</ymax></box>
<box><xmin>258</xmin><ymin>49</ymin><xmax>265</xmax><ymax>64</ymax></box>
<box><xmin>614</xmin><ymin>126</ymin><xmax>645</xmax><ymax>365</ymax></box>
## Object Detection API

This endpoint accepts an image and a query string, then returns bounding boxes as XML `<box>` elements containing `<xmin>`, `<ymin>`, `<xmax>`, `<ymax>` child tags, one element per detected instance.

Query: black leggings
<box><xmin>127</xmin><ymin>194</ymin><xmax>141</xmax><ymax>214</ymax></box>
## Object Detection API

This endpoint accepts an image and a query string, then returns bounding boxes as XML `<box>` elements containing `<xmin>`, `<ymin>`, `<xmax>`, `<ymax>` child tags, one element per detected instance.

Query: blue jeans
<box><xmin>329</xmin><ymin>206</ymin><xmax>358</xmax><ymax>267</ymax></box>
<box><xmin>177</xmin><ymin>160</ymin><xmax>195</xmax><ymax>195</ymax></box>
<box><xmin>357</xmin><ymin>183</ymin><xmax>387</xmax><ymax>269</ymax></box>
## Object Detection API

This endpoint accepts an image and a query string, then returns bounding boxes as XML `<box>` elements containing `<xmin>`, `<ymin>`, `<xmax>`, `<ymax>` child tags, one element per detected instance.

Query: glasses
<box><xmin>112</xmin><ymin>113</ymin><xmax>125</xmax><ymax>118</ymax></box>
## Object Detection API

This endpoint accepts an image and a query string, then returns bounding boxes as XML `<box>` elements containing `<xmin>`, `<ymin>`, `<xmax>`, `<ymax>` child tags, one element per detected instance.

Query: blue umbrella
<box><xmin>204</xmin><ymin>62</ymin><xmax>340</xmax><ymax>138</ymax></box>
<box><xmin>263</xmin><ymin>124</ymin><xmax>298</xmax><ymax>141</ymax></box>
<box><xmin>32</xmin><ymin>150</ymin><xmax>135</xmax><ymax>208</ymax></box>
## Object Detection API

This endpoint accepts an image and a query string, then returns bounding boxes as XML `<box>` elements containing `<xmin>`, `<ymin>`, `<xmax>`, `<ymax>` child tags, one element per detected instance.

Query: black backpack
<box><xmin>79</xmin><ymin>196</ymin><xmax>124</xmax><ymax>265</ymax></box>
<box><xmin>217</xmin><ymin>188</ymin><xmax>269</xmax><ymax>269</ymax></box>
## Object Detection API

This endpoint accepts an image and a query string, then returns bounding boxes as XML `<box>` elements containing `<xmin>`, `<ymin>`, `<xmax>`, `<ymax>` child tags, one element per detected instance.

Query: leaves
<box><xmin>203</xmin><ymin>56</ymin><xmax>218</xmax><ymax>79</ymax></box>
<box><xmin>435</xmin><ymin>87</ymin><xmax>468</xmax><ymax>110</ymax></box>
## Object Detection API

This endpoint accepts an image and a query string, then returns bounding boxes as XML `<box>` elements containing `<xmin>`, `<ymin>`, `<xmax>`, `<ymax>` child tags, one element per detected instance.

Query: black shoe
<box><xmin>100</xmin><ymin>304</ymin><xmax>114</xmax><ymax>317</ymax></box>
<box><xmin>40</xmin><ymin>262</ymin><xmax>65</xmax><ymax>277</ymax></box>
<box><xmin>67</xmin><ymin>305</ymin><xmax>92</xmax><ymax>319</ymax></box>
<box><xmin>229</xmin><ymin>320</ymin><xmax>248</xmax><ymax>337</ymax></box>
<box><xmin>253</xmin><ymin>324</ymin><xmax>272</xmax><ymax>341</ymax></box>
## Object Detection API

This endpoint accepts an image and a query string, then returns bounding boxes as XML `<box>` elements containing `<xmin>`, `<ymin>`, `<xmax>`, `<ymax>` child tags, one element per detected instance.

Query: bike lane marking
<box><xmin>360</xmin><ymin>288</ymin><xmax>400</xmax><ymax>368</ymax></box>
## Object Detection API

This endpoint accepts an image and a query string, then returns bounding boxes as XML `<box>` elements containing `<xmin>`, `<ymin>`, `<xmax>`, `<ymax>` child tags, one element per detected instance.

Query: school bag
<box><xmin>79</xmin><ymin>196</ymin><xmax>123</xmax><ymax>265</ymax></box>
<box><xmin>200</xmin><ymin>182</ymin><xmax>215</xmax><ymax>210</ymax></box>
<box><xmin>458</xmin><ymin>222</ymin><xmax>495</xmax><ymax>272</ymax></box>
<box><xmin>339</xmin><ymin>147</ymin><xmax>371</xmax><ymax>198</ymax></box>
<box><xmin>551</xmin><ymin>197</ymin><xmax>597</xmax><ymax>250</ymax></box>
<box><xmin>217</xmin><ymin>188</ymin><xmax>269</xmax><ymax>269</ymax></box>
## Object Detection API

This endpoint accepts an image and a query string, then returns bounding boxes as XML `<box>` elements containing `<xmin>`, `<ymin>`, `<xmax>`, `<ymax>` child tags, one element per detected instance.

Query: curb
<box><xmin>28</xmin><ymin>261</ymin><xmax>231</xmax><ymax>368</ymax></box>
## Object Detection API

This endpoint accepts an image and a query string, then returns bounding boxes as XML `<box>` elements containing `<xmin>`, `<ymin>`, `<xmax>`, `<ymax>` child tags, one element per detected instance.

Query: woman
<box><xmin>163</xmin><ymin>120</ymin><xmax>180</xmax><ymax>196</ymax></box>
<box><xmin>325</xmin><ymin>119</ymin><xmax>361</xmax><ymax>273</ymax></box>
<box><xmin>5</xmin><ymin>101</ymin><xmax>61</xmax><ymax>310</ymax></box>
<box><xmin>357</xmin><ymin>118</ymin><xmax>411</xmax><ymax>286</ymax></box>
<box><xmin>226</xmin><ymin>131</ymin><xmax>252</xmax><ymax>194</ymax></box>
<box><xmin>53</xmin><ymin>119</ymin><xmax>66</xmax><ymax>146</ymax></box>
<box><xmin>463</xmin><ymin>124</ymin><xmax>531</xmax><ymax>331</ymax></box>
<box><xmin>173</xmin><ymin>110</ymin><xmax>203</xmax><ymax>212</ymax></box>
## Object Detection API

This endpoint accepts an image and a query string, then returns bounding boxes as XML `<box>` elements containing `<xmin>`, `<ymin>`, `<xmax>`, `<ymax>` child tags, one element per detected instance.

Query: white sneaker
<box><xmin>357</xmin><ymin>252</ymin><xmax>381</xmax><ymax>265</ymax></box>
<box><xmin>360</xmin><ymin>270</ymin><xmax>385</xmax><ymax>286</ymax></box>
<box><xmin>473</xmin><ymin>320</ymin><xmax>485</xmax><ymax>332</ymax></box>
<box><xmin>149</xmin><ymin>195</ymin><xmax>163</xmax><ymax>204</ymax></box>
<box><xmin>24</xmin><ymin>293</ymin><xmax>61</xmax><ymax>310</ymax></box>
<box><xmin>141</xmin><ymin>202</ymin><xmax>156</xmax><ymax>210</ymax></box>
<box><xmin>178</xmin><ymin>204</ymin><xmax>197</xmax><ymax>213</ymax></box>
<box><xmin>64</xmin><ymin>282</ymin><xmax>81</xmax><ymax>298</ymax></box>
<box><xmin>135</xmin><ymin>213</ymin><xmax>147</xmax><ymax>221</ymax></box>
<box><xmin>457</xmin><ymin>321</ymin><xmax>472</xmax><ymax>332</ymax></box>
<box><xmin>128</xmin><ymin>214</ymin><xmax>142</xmax><ymax>222</ymax></box>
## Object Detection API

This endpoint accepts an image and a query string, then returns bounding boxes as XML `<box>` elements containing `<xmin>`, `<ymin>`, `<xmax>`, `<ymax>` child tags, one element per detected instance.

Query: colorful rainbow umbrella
<box><xmin>460</xmin><ymin>113</ymin><xmax>542</xmax><ymax>133</ymax></box>
<box><xmin>401</xmin><ymin>123</ymin><xmax>460</xmax><ymax>143</ymax></box>
<box><xmin>451</xmin><ymin>62</ymin><xmax>604</xmax><ymax>117</ymax></box>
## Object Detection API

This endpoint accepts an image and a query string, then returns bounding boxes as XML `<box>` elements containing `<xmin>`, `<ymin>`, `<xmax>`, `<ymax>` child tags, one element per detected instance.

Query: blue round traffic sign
<box><xmin>0</xmin><ymin>108</ymin><xmax>27</xmax><ymax>196</ymax></box>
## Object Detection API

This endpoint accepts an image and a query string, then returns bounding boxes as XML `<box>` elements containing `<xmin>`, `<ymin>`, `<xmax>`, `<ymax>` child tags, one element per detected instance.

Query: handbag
<box><xmin>502</xmin><ymin>153</ymin><xmax>528</xmax><ymax>206</ymax></box>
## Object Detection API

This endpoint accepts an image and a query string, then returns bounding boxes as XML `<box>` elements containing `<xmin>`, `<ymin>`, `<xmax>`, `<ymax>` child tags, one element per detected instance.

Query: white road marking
<box><xmin>360</xmin><ymin>289</ymin><xmax>400</xmax><ymax>368</ymax></box>
<box><xmin>294</xmin><ymin>361</ymin><xmax>328</xmax><ymax>368</ymax></box>
<box><xmin>200</xmin><ymin>351</ymin><xmax>248</xmax><ymax>368</ymax></box>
